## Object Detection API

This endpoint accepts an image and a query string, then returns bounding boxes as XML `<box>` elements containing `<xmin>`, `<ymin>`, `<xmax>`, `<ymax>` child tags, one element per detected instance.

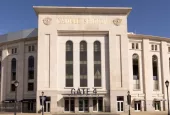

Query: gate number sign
<box><xmin>71</xmin><ymin>88</ymin><xmax>97</xmax><ymax>95</ymax></box>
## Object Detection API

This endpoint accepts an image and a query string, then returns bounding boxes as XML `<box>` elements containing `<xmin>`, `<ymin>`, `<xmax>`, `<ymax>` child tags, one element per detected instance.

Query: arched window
<box><xmin>66</xmin><ymin>41</ymin><xmax>73</xmax><ymax>87</ymax></box>
<box><xmin>132</xmin><ymin>54</ymin><xmax>139</xmax><ymax>79</ymax></box>
<box><xmin>80</xmin><ymin>41</ymin><xmax>87</xmax><ymax>87</ymax></box>
<box><xmin>11</xmin><ymin>58</ymin><xmax>16</xmax><ymax>81</ymax></box>
<box><xmin>94</xmin><ymin>41</ymin><xmax>101</xmax><ymax>87</ymax></box>
<box><xmin>132</xmin><ymin>54</ymin><xmax>140</xmax><ymax>89</ymax></box>
<box><xmin>152</xmin><ymin>55</ymin><xmax>159</xmax><ymax>90</ymax></box>
<box><xmin>28</xmin><ymin>56</ymin><xmax>34</xmax><ymax>79</ymax></box>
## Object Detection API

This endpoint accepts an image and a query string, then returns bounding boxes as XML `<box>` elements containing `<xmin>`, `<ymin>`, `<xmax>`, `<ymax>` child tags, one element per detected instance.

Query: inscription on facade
<box><xmin>57</xmin><ymin>18</ymin><xmax>107</xmax><ymax>24</ymax></box>
<box><xmin>71</xmin><ymin>88</ymin><xmax>97</xmax><ymax>95</ymax></box>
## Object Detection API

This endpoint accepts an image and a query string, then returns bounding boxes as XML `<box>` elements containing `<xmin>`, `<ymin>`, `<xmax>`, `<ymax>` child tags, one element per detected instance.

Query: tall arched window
<box><xmin>132</xmin><ymin>54</ymin><xmax>140</xmax><ymax>89</ymax></box>
<box><xmin>28</xmin><ymin>56</ymin><xmax>34</xmax><ymax>79</ymax></box>
<box><xmin>80</xmin><ymin>41</ymin><xmax>87</xmax><ymax>87</ymax></box>
<box><xmin>152</xmin><ymin>55</ymin><xmax>159</xmax><ymax>90</ymax></box>
<box><xmin>94</xmin><ymin>41</ymin><xmax>101</xmax><ymax>87</ymax></box>
<box><xmin>66</xmin><ymin>41</ymin><xmax>73</xmax><ymax>87</ymax></box>
<box><xmin>11</xmin><ymin>58</ymin><xmax>16</xmax><ymax>81</ymax></box>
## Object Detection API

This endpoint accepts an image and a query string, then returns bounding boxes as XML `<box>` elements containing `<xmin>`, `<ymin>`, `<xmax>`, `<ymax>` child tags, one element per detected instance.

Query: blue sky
<box><xmin>0</xmin><ymin>0</ymin><xmax>170</xmax><ymax>37</ymax></box>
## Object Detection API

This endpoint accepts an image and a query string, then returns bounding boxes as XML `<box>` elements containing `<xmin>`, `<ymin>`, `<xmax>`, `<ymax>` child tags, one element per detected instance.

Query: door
<box><xmin>44</xmin><ymin>101</ymin><xmax>50</xmax><ymax>112</ymax></box>
<box><xmin>117</xmin><ymin>101</ymin><xmax>123</xmax><ymax>112</ymax></box>
<box><xmin>93</xmin><ymin>97</ymin><xmax>103</xmax><ymax>112</ymax></box>
<box><xmin>134</xmin><ymin>101</ymin><xmax>141</xmax><ymax>111</ymax></box>
<box><xmin>79</xmin><ymin>98</ymin><xmax>89</xmax><ymax>112</ymax></box>
<box><xmin>155</xmin><ymin>101</ymin><xmax>161</xmax><ymax>111</ymax></box>
<box><xmin>64</xmin><ymin>98</ymin><xmax>75</xmax><ymax>112</ymax></box>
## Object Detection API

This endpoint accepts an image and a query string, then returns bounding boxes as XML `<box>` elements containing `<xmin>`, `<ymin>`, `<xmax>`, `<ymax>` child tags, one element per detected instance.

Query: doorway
<box><xmin>93</xmin><ymin>97</ymin><xmax>103</xmax><ymax>112</ymax></box>
<box><xmin>134</xmin><ymin>101</ymin><xmax>141</xmax><ymax>111</ymax></box>
<box><xmin>79</xmin><ymin>98</ymin><xmax>89</xmax><ymax>112</ymax></box>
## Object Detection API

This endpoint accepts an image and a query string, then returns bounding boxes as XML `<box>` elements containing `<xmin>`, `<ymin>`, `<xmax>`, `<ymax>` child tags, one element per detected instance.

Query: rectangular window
<box><xmin>32</xmin><ymin>45</ymin><xmax>35</xmax><ymax>51</ymax></box>
<box><xmin>28</xmin><ymin>46</ymin><xmax>31</xmax><ymax>52</ymax></box>
<box><xmin>94</xmin><ymin>64</ymin><xmax>101</xmax><ymax>87</ymax></box>
<box><xmin>151</xmin><ymin>45</ymin><xmax>154</xmax><ymax>50</ymax></box>
<box><xmin>11</xmin><ymin>84</ymin><xmax>15</xmax><ymax>91</ymax></box>
<box><xmin>133</xmin><ymin>80</ymin><xmax>140</xmax><ymax>89</ymax></box>
<box><xmin>80</xmin><ymin>64</ymin><xmax>87</xmax><ymax>87</ymax></box>
<box><xmin>117</xmin><ymin>96</ymin><xmax>124</xmax><ymax>112</ymax></box>
<box><xmin>132</xmin><ymin>43</ymin><xmax>134</xmax><ymax>49</ymax></box>
<box><xmin>28</xmin><ymin>83</ymin><xmax>34</xmax><ymax>91</ymax></box>
<box><xmin>155</xmin><ymin>45</ymin><xmax>157</xmax><ymax>51</ymax></box>
<box><xmin>153</xmin><ymin>80</ymin><xmax>159</xmax><ymax>90</ymax></box>
<box><xmin>11</xmin><ymin>72</ymin><xmax>16</xmax><ymax>81</ymax></box>
<box><xmin>28</xmin><ymin>71</ymin><xmax>34</xmax><ymax>79</ymax></box>
<box><xmin>136</xmin><ymin>43</ymin><xmax>138</xmax><ymax>49</ymax></box>
<box><xmin>168</xmin><ymin>47</ymin><xmax>170</xmax><ymax>52</ymax></box>
<box><xmin>12</xmin><ymin>49</ymin><xmax>14</xmax><ymax>54</ymax></box>
<box><xmin>14</xmin><ymin>48</ymin><xmax>17</xmax><ymax>53</ymax></box>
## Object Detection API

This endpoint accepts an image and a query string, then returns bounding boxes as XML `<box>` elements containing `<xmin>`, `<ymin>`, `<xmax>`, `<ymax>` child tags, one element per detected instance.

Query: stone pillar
<box><xmin>161</xmin><ymin>101</ymin><xmax>163</xmax><ymax>111</ymax></box>
<box><xmin>75</xmin><ymin>97</ymin><xmax>78</xmax><ymax>113</ymax></box>
<box><xmin>89</xmin><ymin>97</ymin><xmax>93</xmax><ymax>112</ymax></box>
<box><xmin>1</xmin><ymin>45</ymin><xmax>8</xmax><ymax>102</ymax></box>
<box><xmin>142</xmin><ymin>39</ymin><xmax>153</xmax><ymax>111</ymax></box>
<box><xmin>141</xmin><ymin>100</ymin><xmax>144</xmax><ymax>111</ymax></box>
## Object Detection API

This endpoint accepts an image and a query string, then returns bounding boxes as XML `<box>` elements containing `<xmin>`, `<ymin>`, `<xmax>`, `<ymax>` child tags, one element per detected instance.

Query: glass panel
<box><xmin>65</xmin><ymin>99</ymin><xmax>69</xmax><ymax>111</ymax></box>
<box><xmin>138</xmin><ymin>102</ymin><xmax>141</xmax><ymax>110</ymax></box>
<box><xmin>121</xmin><ymin>102</ymin><xmax>123</xmax><ymax>111</ymax></box>
<box><xmin>117</xmin><ymin>96</ymin><xmax>124</xmax><ymax>101</ymax></box>
<box><xmin>93</xmin><ymin>98</ymin><xmax>97</xmax><ymax>111</ymax></box>
<box><xmin>84</xmin><ymin>99</ymin><xmax>89</xmax><ymax>111</ymax></box>
<box><xmin>79</xmin><ymin>98</ymin><xmax>83</xmax><ymax>111</ymax></box>
<box><xmin>117</xmin><ymin>102</ymin><xmax>120</xmax><ymax>111</ymax></box>
<box><xmin>134</xmin><ymin>103</ymin><xmax>137</xmax><ymax>110</ymax></box>
<box><xmin>98</xmin><ymin>98</ymin><xmax>103</xmax><ymax>111</ymax></box>
<box><xmin>70</xmin><ymin>99</ymin><xmax>75</xmax><ymax>111</ymax></box>
<box><xmin>47</xmin><ymin>102</ymin><xmax>50</xmax><ymax>112</ymax></box>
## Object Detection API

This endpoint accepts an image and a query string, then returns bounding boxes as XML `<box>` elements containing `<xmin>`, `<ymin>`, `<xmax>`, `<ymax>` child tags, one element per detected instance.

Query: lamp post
<box><xmin>165</xmin><ymin>80</ymin><xmax>170</xmax><ymax>115</ymax></box>
<box><xmin>42</xmin><ymin>91</ymin><xmax>44</xmax><ymax>115</ymax></box>
<box><xmin>127</xmin><ymin>91</ymin><xmax>131</xmax><ymax>115</ymax></box>
<box><xmin>14</xmin><ymin>80</ymin><xmax>19</xmax><ymax>115</ymax></box>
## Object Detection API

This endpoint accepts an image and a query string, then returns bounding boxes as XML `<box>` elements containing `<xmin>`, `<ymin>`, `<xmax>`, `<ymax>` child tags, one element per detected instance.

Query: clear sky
<box><xmin>0</xmin><ymin>0</ymin><xmax>170</xmax><ymax>37</ymax></box>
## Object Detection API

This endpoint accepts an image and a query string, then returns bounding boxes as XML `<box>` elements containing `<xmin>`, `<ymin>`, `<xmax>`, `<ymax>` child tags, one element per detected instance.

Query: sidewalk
<box><xmin>0</xmin><ymin>112</ymin><xmax>168</xmax><ymax>115</ymax></box>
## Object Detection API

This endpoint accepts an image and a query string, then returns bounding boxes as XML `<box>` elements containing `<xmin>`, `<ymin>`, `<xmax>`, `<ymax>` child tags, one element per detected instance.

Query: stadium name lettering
<box><xmin>57</xmin><ymin>18</ymin><xmax>107</xmax><ymax>24</ymax></box>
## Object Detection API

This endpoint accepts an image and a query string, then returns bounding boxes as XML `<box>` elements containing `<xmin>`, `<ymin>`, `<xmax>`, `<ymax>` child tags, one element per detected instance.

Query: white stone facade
<box><xmin>0</xmin><ymin>6</ymin><xmax>169</xmax><ymax>113</ymax></box>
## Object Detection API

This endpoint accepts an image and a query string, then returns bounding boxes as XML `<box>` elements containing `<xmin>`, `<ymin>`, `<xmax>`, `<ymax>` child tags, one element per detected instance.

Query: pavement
<box><xmin>0</xmin><ymin>112</ymin><xmax>168</xmax><ymax>115</ymax></box>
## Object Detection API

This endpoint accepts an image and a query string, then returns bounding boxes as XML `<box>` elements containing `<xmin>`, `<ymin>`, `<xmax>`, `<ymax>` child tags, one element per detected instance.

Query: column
<box><xmin>75</xmin><ymin>97</ymin><xmax>78</xmax><ymax>113</ymax></box>
<box><xmin>89</xmin><ymin>98</ymin><xmax>93</xmax><ymax>112</ymax></box>
<box><xmin>142</xmin><ymin>39</ymin><xmax>153</xmax><ymax>111</ymax></box>
<box><xmin>160</xmin><ymin>41</ymin><xmax>169</xmax><ymax>111</ymax></box>
<box><xmin>1</xmin><ymin>45</ymin><xmax>8</xmax><ymax>101</ymax></box>
<box><xmin>161</xmin><ymin>101</ymin><xmax>163</xmax><ymax>111</ymax></box>
<box><xmin>141</xmin><ymin>100</ymin><xmax>144</xmax><ymax>111</ymax></box>
<box><xmin>17</xmin><ymin>42</ymin><xmax>25</xmax><ymax>101</ymax></box>
<box><xmin>87</xmin><ymin>41</ymin><xmax>94</xmax><ymax>88</ymax></box>
<box><xmin>73</xmin><ymin>41</ymin><xmax>80</xmax><ymax>88</ymax></box>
